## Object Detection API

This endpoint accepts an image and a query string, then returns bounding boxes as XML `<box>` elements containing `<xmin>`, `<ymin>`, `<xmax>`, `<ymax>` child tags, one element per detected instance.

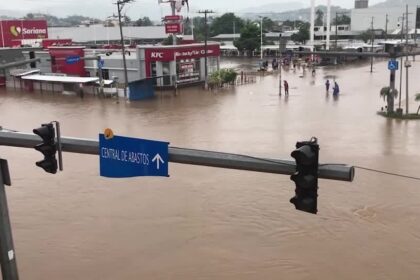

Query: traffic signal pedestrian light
<box><xmin>290</xmin><ymin>138</ymin><xmax>319</xmax><ymax>214</ymax></box>
<box><xmin>33</xmin><ymin>123</ymin><xmax>58</xmax><ymax>174</ymax></box>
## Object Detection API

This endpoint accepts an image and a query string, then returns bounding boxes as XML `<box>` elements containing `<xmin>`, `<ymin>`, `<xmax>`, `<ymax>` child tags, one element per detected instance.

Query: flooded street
<box><xmin>1</xmin><ymin>58</ymin><xmax>420</xmax><ymax>279</ymax></box>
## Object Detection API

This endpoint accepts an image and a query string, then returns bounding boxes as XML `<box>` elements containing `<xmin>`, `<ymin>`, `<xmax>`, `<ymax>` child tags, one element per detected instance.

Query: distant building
<box><xmin>351</xmin><ymin>5</ymin><xmax>418</xmax><ymax>32</ymax></box>
<box><xmin>354</xmin><ymin>0</ymin><xmax>368</xmax><ymax>9</ymax></box>
<box><xmin>48</xmin><ymin>25</ymin><xmax>167</xmax><ymax>45</ymax></box>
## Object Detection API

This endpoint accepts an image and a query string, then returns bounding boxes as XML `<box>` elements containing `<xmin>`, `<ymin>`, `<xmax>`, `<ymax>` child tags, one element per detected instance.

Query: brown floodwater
<box><xmin>1</xmin><ymin>58</ymin><xmax>420</xmax><ymax>280</ymax></box>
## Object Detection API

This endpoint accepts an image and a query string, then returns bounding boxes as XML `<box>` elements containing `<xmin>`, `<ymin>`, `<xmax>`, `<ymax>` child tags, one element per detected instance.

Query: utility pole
<box><xmin>115</xmin><ymin>0</ymin><xmax>134</xmax><ymax>100</ymax></box>
<box><xmin>405</xmin><ymin>4</ymin><xmax>409</xmax><ymax>115</ymax></box>
<box><xmin>370</xmin><ymin>17</ymin><xmax>374</xmax><ymax>73</ymax></box>
<box><xmin>399</xmin><ymin>14</ymin><xmax>404</xmax><ymax>110</ymax></box>
<box><xmin>198</xmin><ymin>9</ymin><xmax>214</xmax><ymax>90</ymax></box>
<box><xmin>170</xmin><ymin>1</ymin><xmax>177</xmax><ymax>46</ymax></box>
<box><xmin>259</xmin><ymin>16</ymin><xmax>263</xmax><ymax>60</ymax></box>
<box><xmin>385</xmin><ymin>14</ymin><xmax>388</xmax><ymax>41</ymax></box>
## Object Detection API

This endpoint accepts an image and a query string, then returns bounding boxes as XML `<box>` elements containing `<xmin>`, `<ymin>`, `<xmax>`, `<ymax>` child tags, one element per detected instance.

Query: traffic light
<box><xmin>33</xmin><ymin>123</ymin><xmax>58</xmax><ymax>174</ymax></box>
<box><xmin>290</xmin><ymin>137</ymin><xmax>319</xmax><ymax>214</ymax></box>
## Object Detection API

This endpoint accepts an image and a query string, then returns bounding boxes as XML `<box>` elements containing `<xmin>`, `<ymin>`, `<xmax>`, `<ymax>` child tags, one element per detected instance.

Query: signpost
<box><xmin>65</xmin><ymin>55</ymin><xmax>81</xmax><ymax>65</ymax></box>
<box><xmin>99</xmin><ymin>133</ymin><xmax>169</xmax><ymax>178</ymax></box>
<box><xmin>388</xmin><ymin>59</ymin><xmax>399</xmax><ymax>71</ymax></box>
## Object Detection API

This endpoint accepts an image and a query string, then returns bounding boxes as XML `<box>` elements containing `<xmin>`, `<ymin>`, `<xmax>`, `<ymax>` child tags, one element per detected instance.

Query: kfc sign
<box><xmin>145</xmin><ymin>44</ymin><xmax>221</xmax><ymax>62</ymax></box>
<box><xmin>151</xmin><ymin>52</ymin><xmax>164</xmax><ymax>58</ymax></box>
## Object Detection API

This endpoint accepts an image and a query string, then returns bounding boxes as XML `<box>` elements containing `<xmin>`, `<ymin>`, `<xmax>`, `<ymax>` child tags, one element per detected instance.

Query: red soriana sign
<box><xmin>145</xmin><ymin>44</ymin><xmax>221</xmax><ymax>62</ymax></box>
<box><xmin>165</xmin><ymin>22</ymin><xmax>182</xmax><ymax>34</ymax></box>
<box><xmin>0</xmin><ymin>20</ymin><xmax>48</xmax><ymax>47</ymax></box>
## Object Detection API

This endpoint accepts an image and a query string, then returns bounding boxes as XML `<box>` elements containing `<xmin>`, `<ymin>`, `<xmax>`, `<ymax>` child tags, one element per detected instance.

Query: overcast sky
<box><xmin>6</xmin><ymin>0</ymin><xmax>386</xmax><ymax>19</ymax></box>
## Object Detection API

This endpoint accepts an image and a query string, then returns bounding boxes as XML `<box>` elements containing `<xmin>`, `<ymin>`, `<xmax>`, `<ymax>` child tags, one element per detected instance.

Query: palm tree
<box><xmin>380</xmin><ymin>87</ymin><xmax>398</xmax><ymax>114</ymax></box>
<box><xmin>415</xmin><ymin>93</ymin><xmax>420</xmax><ymax>115</ymax></box>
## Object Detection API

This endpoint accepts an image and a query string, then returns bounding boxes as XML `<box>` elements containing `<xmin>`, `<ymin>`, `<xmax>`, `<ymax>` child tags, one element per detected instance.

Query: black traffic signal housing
<box><xmin>290</xmin><ymin>138</ymin><xmax>319</xmax><ymax>214</ymax></box>
<box><xmin>33</xmin><ymin>123</ymin><xmax>58</xmax><ymax>174</ymax></box>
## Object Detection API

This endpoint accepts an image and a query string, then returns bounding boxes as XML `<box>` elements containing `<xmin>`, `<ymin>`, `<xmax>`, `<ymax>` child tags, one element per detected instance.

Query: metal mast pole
<box><xmin>370</xmin><ymin>17</ymin><xmax>374</xmax><ymax>73</ymax></box>
<box><xmin>0</xmin><ymin>159</ymin><xmax>19</xmax><ymax>280</ymax></box>
<box><xmin>405</xmin><ymin>4</ymin><xmax>409</xmax><ymax>115</ymax></box>
<box><xmin>171</xmin><ymin>1</ymin><xmax>177</xmax><ymax>46</ymax></box>
<box><xmin>385</xmin><ymin>14</ymin><xmax>388</xmax><ymax>41</ymax></box>
<box><xmin>399</xmin><ymin>14</ymin><xmax>404</xmax><ymax>110</ymax></box>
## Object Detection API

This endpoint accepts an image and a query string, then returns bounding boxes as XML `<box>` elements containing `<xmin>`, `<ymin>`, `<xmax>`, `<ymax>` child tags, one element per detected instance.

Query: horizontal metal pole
<box><xmin>0</xmin><ymin>58</ymin><xmax>41</xmax><ymax>70</ymax></box>
<box><xmin>0</xmin><ymin>131</ymin><xmax>354</xmax><ymax>182</ymax></box>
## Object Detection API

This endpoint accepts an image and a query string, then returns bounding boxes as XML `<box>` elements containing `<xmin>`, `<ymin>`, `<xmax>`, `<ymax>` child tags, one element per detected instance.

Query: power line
<box><xmin>354</xmin><ymin>166</ymin><xmax>420</xmax><ymax>181</ymax></box>
<box><xmin>321</xmin><ymin>164</ymin><xmax>420</xmax><ymax>181</ymax></box>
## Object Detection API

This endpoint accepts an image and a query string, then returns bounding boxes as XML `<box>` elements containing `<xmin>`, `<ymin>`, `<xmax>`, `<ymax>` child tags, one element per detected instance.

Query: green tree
<box><xmin>380</xmin><ymin>86</ymin><xmax>398</xmax><ymax>114</ymax></box>
<box><xmin>262</xmin><ymin>17</ymin><xmax>275</xmax><ymax>32</ymax></box>
<box><xmin>358</xmin><ymin>30</ymin><xmax>373</xmax><ymax>43</ymax></box>
<box><xmin>234</xmin><ymin>21</ymin><xmax>263</xmax><ymax>56</ymax></box>
<box><xmin>123</xmin><ymin>15</ymin><xmax>131</xmax><ymax>26</ymax></box>
<box><xmin>134</xmin><ymin>17</ymin><xmax>153</xmax><ymax>26</ymax></box>
<box><xmin>333</xmin><ymin>14</ymin><xmax>350</xmax><ymax>25</ymax></box>
<box><xmin>291</xmin><ymin>23</ymin><xmax>310</xmax><ymax>44</ymax></box>
<box><xmin>210</xmin><ymin>13</ymin><xmax>244</xmax><ymax>36</ymax></box>
<box><xmin>281</xmin><ymin>20</ymin><xmax>306</xmax><ymax>29</ymax></box>
<box><xmin>185</xmin><ymin>17</ymin><xmax>206</xmax><ymax>42</ymax></box>
<box><xmin>315</xmin><ymin>9</ymin><xmax>324</xmax><ymax>26</ymax></box>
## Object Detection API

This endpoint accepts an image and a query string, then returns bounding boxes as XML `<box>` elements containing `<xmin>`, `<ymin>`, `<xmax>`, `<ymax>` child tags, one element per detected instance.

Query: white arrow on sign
<box><xmin>152</xmin><ymin>153</ymin><xmax>164</xmax><ymax>170</ymax></box>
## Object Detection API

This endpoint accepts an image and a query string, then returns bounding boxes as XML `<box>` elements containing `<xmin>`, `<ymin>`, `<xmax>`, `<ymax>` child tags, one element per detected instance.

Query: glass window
<box><xmin>162</xmin><ymin>62</ymin><xmax>171</xmax><ymax>85</ymax></box>
<box><xmin>176</xmin><ymin>59</ymin><xmax>200</xmax><ymax>84</ymax></box>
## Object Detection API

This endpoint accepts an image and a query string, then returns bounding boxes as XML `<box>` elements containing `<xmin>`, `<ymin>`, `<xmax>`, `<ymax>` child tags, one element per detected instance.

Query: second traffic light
<box><xmin>290</xmin><ymin>137</ymin><xmax>319</xmax><ymax>214</ymax></box>
<box><xmin>33</xmin><ymin>123</ymin><xmax>57</xmax><ymax>174</ymax></box>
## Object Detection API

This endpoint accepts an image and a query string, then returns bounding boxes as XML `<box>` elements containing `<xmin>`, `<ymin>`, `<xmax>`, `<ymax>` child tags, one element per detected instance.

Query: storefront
<box><xmin>138</xmin><ymin>43</ymin><xmax>220</xmax><ymax>87</ymax></box>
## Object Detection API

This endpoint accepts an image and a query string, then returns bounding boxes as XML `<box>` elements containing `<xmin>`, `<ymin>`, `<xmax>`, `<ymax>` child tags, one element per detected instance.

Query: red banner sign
<box><xmin>0</xmin><ymin>20</ymin><xmax>48</xmax><ymax>47</ymax></box>
<box><xmin>164</xmin><ymin>15</ymin><xmax>182</xmax><ymax>21</ymax></box>
<box><xmin>165</xmin><ymin>22</ymin><xmax>182</xmax><ymax>34</ymax></box>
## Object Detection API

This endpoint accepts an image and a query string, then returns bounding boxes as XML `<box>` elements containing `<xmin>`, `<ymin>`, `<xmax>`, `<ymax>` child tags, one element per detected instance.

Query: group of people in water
<box><xmin>280</xmin><ymin>79</ymin><xmax>339</xmax><ymax>96</ymax></box>
<box><xmin>260</xmin><ymin>58</ymin><xmax>341</xmax><ymax>97</ymax></box>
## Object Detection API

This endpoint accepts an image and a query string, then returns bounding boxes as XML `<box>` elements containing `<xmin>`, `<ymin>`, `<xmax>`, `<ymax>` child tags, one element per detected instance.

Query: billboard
<box><xmin>165</xmin><ymin>22</ymin><xmax>182</xmax><ymax>34</ymax></box>
<box><xmin>0</xmin><ymin>20</ymin><xmax>48</xmax><ymax>47</ymax></box>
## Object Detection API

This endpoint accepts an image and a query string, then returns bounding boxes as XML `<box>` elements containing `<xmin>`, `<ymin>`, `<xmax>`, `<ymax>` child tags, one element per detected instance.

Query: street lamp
<box><xmin>114</xmin><ymin>0</ymin><xmax>135</xmax><ymax>100</ymax></box>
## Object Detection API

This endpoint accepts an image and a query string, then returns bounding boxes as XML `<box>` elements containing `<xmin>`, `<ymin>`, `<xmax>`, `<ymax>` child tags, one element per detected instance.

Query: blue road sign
<box><xmin>65</xmin><ymin>55</ymin><xmax>80</xmax><ymax>64</ymax></box>
<box><xmin>99</xmin><ymin>134</ymin><xmax>169</xmax><ymax>178</ymax></box>
<box><xmin>98</xmin><ymin>59</ymin><xmax>105</xmax><ymax>69</ymax></box>
<box><xmin>388</xmin><ymin>60</ymin><xmax>399</xmax><ymax>71</ymax></box>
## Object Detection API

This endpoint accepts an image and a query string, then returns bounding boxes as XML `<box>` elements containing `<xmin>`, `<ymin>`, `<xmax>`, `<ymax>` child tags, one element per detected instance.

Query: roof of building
<box><xmin>21</xmin><ymin>74</ymin><xmax>99</xmax><ymax>84</ymax></box>
<box><xmin>48</xmin><ymin>26</ymin><xmax>167</xmax><ymax>43</ymax></box>
<box><xmin>139</xmin><ymin>42</ymin><xmax>220</xmax><ymax>49</ymax></box>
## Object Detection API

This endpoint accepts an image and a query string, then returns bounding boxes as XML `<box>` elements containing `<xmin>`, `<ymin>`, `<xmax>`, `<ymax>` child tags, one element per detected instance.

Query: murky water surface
<box><xmin>1</xmin><ymin>58</ymin><xmax>420</xmax><ymax>279</ymax></box>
